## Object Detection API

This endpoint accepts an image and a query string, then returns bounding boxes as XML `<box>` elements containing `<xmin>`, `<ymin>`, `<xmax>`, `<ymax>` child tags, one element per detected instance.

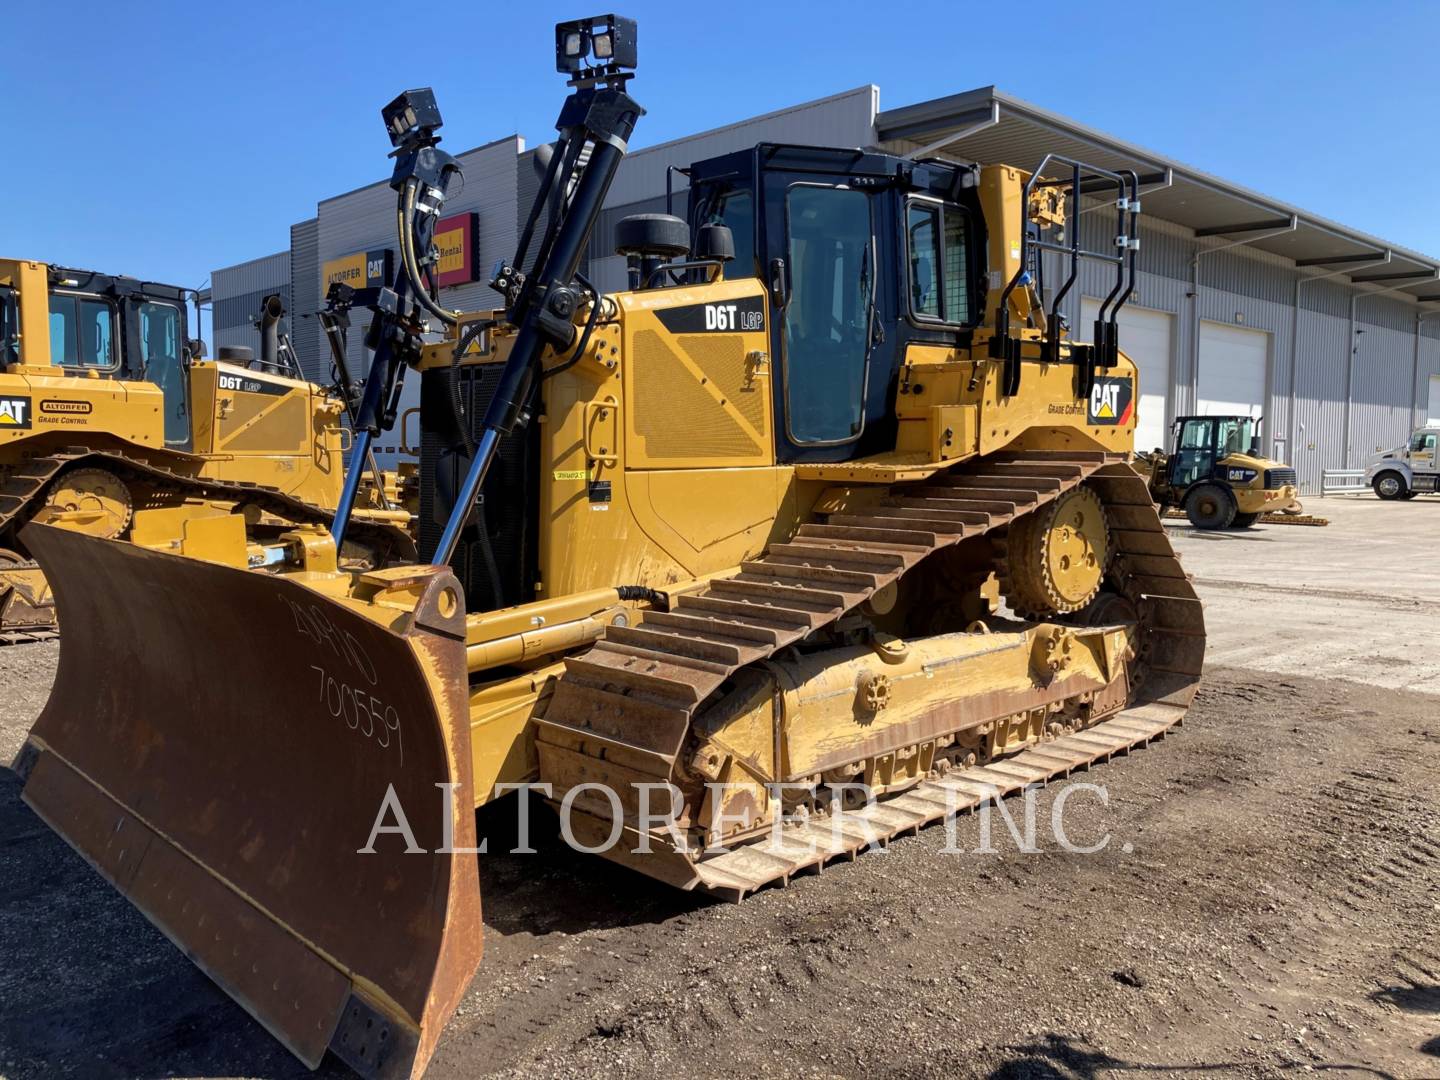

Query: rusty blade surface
<box><xmin>15</xmin><ymin>524</ymin><xmax>482</xmax><ymax>1080</ymax></box>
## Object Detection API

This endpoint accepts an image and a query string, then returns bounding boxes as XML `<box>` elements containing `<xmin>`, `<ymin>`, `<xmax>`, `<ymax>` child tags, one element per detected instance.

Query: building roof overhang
<box><xmin>877</xmin><ymin>87</ymin><xmax>1440</xmax><ymax>305</ymax></box>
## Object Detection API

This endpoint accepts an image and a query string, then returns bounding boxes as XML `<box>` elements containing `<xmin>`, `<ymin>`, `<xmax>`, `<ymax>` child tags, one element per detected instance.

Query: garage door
<box><xmin>1081</xmin><ymin>299</ymin><xmax>1172</xmax><ymax>453</ymax></box>
<box><xmin>1198</xmin><ymin>321</ymin><xmax>1268</xmax><ymax>419</ymax></box>
<box><xmin>1428</xmin><ymin>374</ymin><xmax>1440</xmax><ymax>426</ymax></box>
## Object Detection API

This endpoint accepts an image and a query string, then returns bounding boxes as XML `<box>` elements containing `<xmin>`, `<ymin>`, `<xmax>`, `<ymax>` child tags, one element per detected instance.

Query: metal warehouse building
<box><xmin>212</xmin><ymin>85</ymin><xmax>1440</xmax><ymax>488</ymax></box>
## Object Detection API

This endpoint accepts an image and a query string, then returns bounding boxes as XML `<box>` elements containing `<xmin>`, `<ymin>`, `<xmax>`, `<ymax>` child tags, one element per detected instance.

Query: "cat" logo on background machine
<box><xmin>0</xmin><ymin>395</ymin><xmax>32</xmax><ymax>430</ymax></box>
<box><xmin>1087</xmin><ymin>376</ymin><xmax>1134</xmax><ymax>426</ymax></box>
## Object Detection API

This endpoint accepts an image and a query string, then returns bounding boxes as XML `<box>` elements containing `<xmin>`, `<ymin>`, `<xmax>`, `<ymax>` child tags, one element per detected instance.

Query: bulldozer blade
<box><xmin>12</xmin><ymin>524</ymin><xmax>482</xmax><ymax>1080</ymax></box>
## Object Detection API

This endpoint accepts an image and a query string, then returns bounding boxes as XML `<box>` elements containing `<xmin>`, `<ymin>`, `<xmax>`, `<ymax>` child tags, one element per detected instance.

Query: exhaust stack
<box><xmin>257</xmin><ymin>293</ymin><xmax>285</xmax><ymax>372</ymax></box>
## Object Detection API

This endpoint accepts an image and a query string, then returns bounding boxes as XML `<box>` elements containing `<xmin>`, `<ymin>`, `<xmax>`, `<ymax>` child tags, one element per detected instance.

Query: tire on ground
<box><xmin>1186</xmin><ymin>483</ymin><xmax>1237</xmax><ymax>529</ymax></box>
<box><xmin>1372</xmin><ymin>471</ymin><xmax>1408</xmax><ymax>500</ymax></box>
<box><xmin>1231</xmin><ymin>512</ymin><xmax>1260</xmax><ymax>528</ymax></box>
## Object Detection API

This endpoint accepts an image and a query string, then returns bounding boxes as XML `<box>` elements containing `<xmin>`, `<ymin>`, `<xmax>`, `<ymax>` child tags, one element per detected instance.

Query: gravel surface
<box><xmin>1</xmin><ymin>500</ymin><xmax>1437</xmax><ymax>1080</ymax></box>
<box><xmin>2</xmin><ymin>664</ymin><xmax>1436</xmax><ymax>1080</ymax></box>
<box><xmin>0</xmin><ymin>641</ymin><xmax>56</xmax><ymax>765</ymax></box>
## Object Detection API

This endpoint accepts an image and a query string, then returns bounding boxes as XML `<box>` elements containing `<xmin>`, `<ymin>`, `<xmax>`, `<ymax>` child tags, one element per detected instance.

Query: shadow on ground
<box><xmin>986</xmin><ymin>1032</ymin><xmax>1399</xmax><ymax>1080</ymax></box>
<box><xmin>474</xmin><ymin>791</ymin><xmax>708</xmax><ymax>937</ymax></box>
<box><xmin>1370</xmin><ymin>978</ymin><xmax>1440</xmax><ymax>1015</ymax></box>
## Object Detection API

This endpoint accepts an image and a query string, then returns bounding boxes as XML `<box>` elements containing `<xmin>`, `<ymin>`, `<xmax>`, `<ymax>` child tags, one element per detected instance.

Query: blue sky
<box><xmin>3</xmin><ymin>0</ymin><xmax>1436</xmax><ymax>315</ymax></box>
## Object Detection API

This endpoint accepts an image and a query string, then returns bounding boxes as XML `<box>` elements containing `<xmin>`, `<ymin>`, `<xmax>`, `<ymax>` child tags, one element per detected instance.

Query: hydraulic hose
<box><xmin>399</xmin><ymin>178</ymin><xmax>461</xmax><ymax>328</ymax></box>
<box><xmin>616</xmin><ymin>585</ymin><xmax>669</xmax><ymax>611</ymax></box>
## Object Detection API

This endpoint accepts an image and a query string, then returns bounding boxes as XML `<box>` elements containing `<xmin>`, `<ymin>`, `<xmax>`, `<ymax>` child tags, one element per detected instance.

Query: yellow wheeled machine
<box><xmin>1144</xmin><ymin>413</ymin><xmax>1302</xmax><ymax>528</ymax></box>
<box><xmin>0</xmin><ymin>262</ymin><xmax>411</xmax><ymax>639</ymax></box>
<box><xmin>15</xmin><ymin>15</ymin><xmax>1204</xmax><ymax>1079</ymax></box>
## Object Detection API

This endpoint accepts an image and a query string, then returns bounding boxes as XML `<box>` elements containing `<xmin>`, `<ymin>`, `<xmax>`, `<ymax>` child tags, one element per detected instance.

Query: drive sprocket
<box><xmin>36</xmin><ymin>468</ymin><xmax>134</xmax><ymax>539</ymax></box>
<box><xmin>1000</xmin><ymin>484</ymin><xmax>1110</xmax><ymax>618</ymax></box>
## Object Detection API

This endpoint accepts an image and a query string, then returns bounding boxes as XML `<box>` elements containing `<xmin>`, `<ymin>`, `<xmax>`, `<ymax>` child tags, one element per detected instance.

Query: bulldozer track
<box><xmin>0</xmin><ymin>446</ymin><xmax>414</xmax><ymax>644</ymax></box>
<box><xmin>537</xmin><ymin>453</ymin><xmax>1205</xmax><ymax>900</ymax></box>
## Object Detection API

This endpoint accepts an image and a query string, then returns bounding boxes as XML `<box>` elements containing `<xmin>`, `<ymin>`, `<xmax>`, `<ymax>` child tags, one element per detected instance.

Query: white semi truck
<box><xmin>1367</xmin><ymin>426</ymin><xmax>1440</xmax><ymax>499</ymax></box>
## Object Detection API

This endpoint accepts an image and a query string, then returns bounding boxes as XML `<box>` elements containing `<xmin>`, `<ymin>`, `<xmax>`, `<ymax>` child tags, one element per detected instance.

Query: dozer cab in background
<box><xmin>14</xmin><ymin>15</ymin><xmax>1205</xmax><ymax>1079</ymax></box>
<box><xmin>0</xmin><ymin>261</ymin><xmax>411</xmax><ymax>639</ymax></box>
<box><xmin>1145</xmin><ymin>413</ymin><xmax>1301</xmax><ymax>529</ymax></box>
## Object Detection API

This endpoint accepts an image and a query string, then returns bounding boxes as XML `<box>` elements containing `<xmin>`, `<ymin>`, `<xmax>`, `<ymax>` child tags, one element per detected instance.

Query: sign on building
<box><xmin>433</xmin><ymin>212</ymin><xmax>479</xmax><ymax>287</ymax></box>
<box><xmin>321</xmin><ymin>248</ymin><xmax>393</xmax><ymax>290</ymax></box>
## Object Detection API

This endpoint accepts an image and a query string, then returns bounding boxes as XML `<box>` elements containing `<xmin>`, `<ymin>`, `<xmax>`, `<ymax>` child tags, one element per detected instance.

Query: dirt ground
<box><xmin>1</xmin><ymin>495</ymin><xmax>1437</xmax><ymax>1080</ymax></box>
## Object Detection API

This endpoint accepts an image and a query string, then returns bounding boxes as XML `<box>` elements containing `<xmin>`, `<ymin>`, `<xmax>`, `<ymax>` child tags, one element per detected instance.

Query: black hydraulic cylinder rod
<box><xmin>483</xmin><ymin>126</ymin><xmax>634</xmax><ymax>433</ymax></box>
<box><xmin>431</xmin><ymin>87</ymin><xmax>640</xmax><ymax>570</ymax></box>
<box><xmin>318</xmin><ymin>311</ymin><xmax>357</xmax><ymax>406</ymax></box>
<box><xmin>330</xmin><ymin>275</ymin><xmax>411</xmax><ymax>545</ymax></box>
<box><xmin>318</xmin><ymin>310</ymin><xmax>392</xmax><ymax>511</ymax></box>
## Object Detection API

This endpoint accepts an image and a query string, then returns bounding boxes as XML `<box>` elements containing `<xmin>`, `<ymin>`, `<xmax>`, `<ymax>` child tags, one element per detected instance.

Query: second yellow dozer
<box><xmin>14</xmin><ymin>17</ymin><xmax>1204</xmax><ymax>1080</ymax></box>
<box><xmin>0</xmin><ymin>260</ymin><xmax>412</xmax><ymax>639</ymax></box>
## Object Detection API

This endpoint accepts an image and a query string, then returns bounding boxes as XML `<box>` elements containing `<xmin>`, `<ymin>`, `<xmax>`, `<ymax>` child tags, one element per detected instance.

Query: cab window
<box><xmin>1411</xmin><ymin>431</ymin><xmax>1436</xmax><ymax>452</ymax></box>
<box><xmin>905</xmin><ymin>199</ymin><xmax>973</xmax><ymax>325</ymax></box>
<box><xmin>1215</xmin><ymin>417</ymin><xmax>1254</xmax><ymax>457</ymax></box>
<box><xmin>1177</xmin><ymin>419</ymin><xmax>1212</xmax><ymax>450</ymax></box>
<box><xmin>0</xmin><ymin>287</ymin><xmax>16</xmax><ymax>366</ymax></box>
<box><xmin>715</xmin><ymin>190</ymin><xmax>756</xmax><ymax>280</ymax></box>
<box><xmin>48</xmin><ymin>294</ymin><xmax>117</xmax><ymax>368</ymax></box>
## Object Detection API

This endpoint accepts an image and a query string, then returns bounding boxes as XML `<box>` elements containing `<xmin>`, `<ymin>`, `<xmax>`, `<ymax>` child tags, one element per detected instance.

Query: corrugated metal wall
<box><xmin>290</xmin><ymin>218</ymin><xmax>320</xmax><ymax>382</ymax></box>
<box><xmin>1417</xmin><ymin>323</ymin><xmax>1440</xmax><ymax>426</ymax></box>
<box><xmin>212</xmin><ymin>251</ymin><xmax>289</xmax><ymax>359</ymax></box>
<box><xmin>1349</xmin><ymin>321</ymin><xmax>1414</xmax><ymax>462</ymax></box>
<box><xmin>1293</xmin><ymin>306</ymin><xmax>1350</xmax><ymax>482</ymax></box>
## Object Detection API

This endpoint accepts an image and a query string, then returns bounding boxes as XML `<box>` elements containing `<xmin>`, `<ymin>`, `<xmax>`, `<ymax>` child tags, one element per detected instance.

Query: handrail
<box><xmin>989</xmin><ymin>153</ymin><xmax>1141</xmax><ymax>398</ymax></box>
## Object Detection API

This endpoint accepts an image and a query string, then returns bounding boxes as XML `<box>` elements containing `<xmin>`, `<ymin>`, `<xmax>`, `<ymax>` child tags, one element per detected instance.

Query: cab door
<box><xmin>760</xmin><ymin>156</ymin><xmax>897</xmax><ymax>464</ymax></box>
<box><xmin>1170</xmin><ymin>418</ymin><xmax>1215</xmax><ymax>489</ymax></box>
<box><xmin>1411</xmin><ymin>430</ymin><xmax>1438</xmax><ymax>490</ymax></box>
<box><xmin>131</xmin><ymin>299</ymin><xmax>191</xmax><ymax>449</ymax></box>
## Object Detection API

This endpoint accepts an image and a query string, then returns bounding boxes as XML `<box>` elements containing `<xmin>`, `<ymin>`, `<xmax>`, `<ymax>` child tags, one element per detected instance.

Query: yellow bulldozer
<box><xmin>13</xmin><ymin>15</ymin><xmax>1205</xmax><ymax>1080</ymax></box>
<box><xmin>0</xmin><ymin>259</ymin><xmax>411</xmax><ymax>639</ymax></box>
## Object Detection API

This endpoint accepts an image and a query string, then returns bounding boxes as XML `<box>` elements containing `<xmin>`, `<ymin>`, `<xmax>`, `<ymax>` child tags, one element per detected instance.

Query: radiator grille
<box><xmin>1264</xmin><ymin>467</ymin><xmax>1296</xmax><ymax>489</ymax></box>
<box><xmin>418</xmin><ymin>365</ymin><xmax>538</xmax><ymax>613</ymax></box>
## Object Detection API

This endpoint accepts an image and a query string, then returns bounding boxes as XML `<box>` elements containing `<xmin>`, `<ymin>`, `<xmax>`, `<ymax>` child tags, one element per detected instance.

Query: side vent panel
<box><xmin>627</xmin><ymin>328</ymin><xmax>770</xmax><ymax>467</ymax></box>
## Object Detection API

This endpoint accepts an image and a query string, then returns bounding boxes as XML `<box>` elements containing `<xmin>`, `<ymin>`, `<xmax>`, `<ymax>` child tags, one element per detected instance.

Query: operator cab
<box><xmin>41</xmin><ymin>268</ymin><xmax>195</xmax><ymax>449</ymax></box>
<box><xmin>1167</xmin><ymin>415</ymin><xmax>1262</xmax><ymax>488</ymax></box>
<box><xmin>681</xmin><ymin>144</ymin><xmax>988</xmax><ymax>463</ymax></box>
